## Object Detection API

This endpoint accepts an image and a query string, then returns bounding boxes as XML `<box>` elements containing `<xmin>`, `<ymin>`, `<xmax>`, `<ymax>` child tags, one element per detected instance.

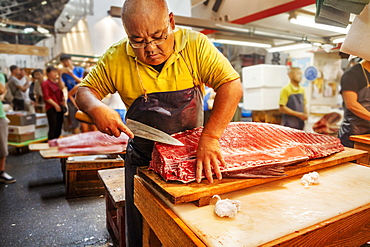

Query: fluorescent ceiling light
<box><xmin>37</xmin><ymin>25</ymin><xmax>49</xmax><ymax>34</ymax></box>
<box><xmin>24</xmin><ymin>27</ymin><xmax>35</xmax><ymax>33</ymax></box>
<box><xmin>267</xmin><ymin>43</ymin><xmax>312</xmax><ymax>53</ymax></box>
<box><xmin>290</xmin><ymin>16</ymin><xmax>350</xmax><ymax>34</ymax></box>
<box><xmin>211</xmin><ymin>38</ymin><xmax>271</xmax><ymax>48</ymax></box>
<box><xmin>333</xmin><ymin>37</ymin><xmax>345</xmax><ymax>43</ymax></box>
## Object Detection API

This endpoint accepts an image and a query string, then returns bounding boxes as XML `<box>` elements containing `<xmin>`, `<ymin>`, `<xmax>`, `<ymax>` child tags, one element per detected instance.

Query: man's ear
<box><xmin>169</xmin><ymin>12</ymin><xmax>175</xmax><ymax>30</ymax></box>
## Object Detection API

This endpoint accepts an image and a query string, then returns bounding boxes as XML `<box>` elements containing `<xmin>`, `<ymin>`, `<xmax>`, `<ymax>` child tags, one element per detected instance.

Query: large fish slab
<box><xmin>48</xmin><ymin>131</ymin><xmax>129</xmax><ymax>154</ymax></box>
<box><xmin>149</xmin><ymin>122</ymin><xmax>344</xmax><ymax>183</ymax></box>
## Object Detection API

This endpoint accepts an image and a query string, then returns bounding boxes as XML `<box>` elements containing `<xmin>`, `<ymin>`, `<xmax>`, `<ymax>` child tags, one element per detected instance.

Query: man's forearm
<box><xmin>75</xmin><ymin>86</ymin><xmax>104</xmax><ymax>114</ymax></box>
<box><xmin>203</xmin><ymin>79</ymin><xmax>243</xmax><ymax>137</ymax></box>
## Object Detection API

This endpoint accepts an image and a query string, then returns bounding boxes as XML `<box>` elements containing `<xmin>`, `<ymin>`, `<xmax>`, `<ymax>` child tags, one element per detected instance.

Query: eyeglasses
<box><xmin>129</xmin><ymin>24</ymin><xmax>170</xmax><ymax>49</ymax></box>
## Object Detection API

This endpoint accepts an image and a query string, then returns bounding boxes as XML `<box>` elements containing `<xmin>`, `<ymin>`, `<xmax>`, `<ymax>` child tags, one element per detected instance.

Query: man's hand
<box><xmin>195</xmin><ymin>136</ymin><xmax>224</xmax><ymax>183</ymax></box>
<box><xmin>59</xmin><ymin>67</ymin><xmax>73</xmax><ymax>76</ymax></box>
<box><xmin>299</xmin><ymin>112</ymin><xmax>308</xmax><ymax>121</ymax></box>
<box><xmin>89</xmin><ymin>105</ymin><xmax>134</xmax><ymax>138</ymax></box>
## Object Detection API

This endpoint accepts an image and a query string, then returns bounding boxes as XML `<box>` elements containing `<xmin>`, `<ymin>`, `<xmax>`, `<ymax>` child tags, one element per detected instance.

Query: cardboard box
<box><xmin>8</xmin><ymin>125</ymin><xmax>36</xmax><ymax>135</ymax></box>
<box><xmin>36</xmin><ymin>113</ymin><xmax>48</xmax><ymax>127</ymax></box>
<box><xmin>8</xmin><ymin>132</ymin><xmax>35</xmax><ymax>143</ymax></box>
<box><xmin>6</xmin><ymin>112</ymin><xmax>36</xmax><ymax>126</ymax></box>
<box><xmin>35</xmin><ymin>125</ymin><xmax>48</xmax><ymax>139</ymax></box>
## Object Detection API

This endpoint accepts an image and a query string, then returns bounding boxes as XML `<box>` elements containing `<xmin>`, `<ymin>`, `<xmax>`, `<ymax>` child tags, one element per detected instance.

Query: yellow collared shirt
<box><xmin>81</xmin><ymin>27</ymin><xmax>240</xmax><ymax>109</ymax></box>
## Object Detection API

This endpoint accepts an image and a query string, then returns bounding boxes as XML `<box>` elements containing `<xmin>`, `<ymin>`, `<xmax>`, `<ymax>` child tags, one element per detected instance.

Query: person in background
<box><xmin>17</xmin><ymin>68</ymin><xmax>34</xmax><ymax>113</ymax></box>
<box><xmin>67</xmin><ymin>82</ymin><xmax>97</xmax><ymax>133</ymax></box>
<box><xmin>0</xmin><ymin>71</ymin><xmax>15</xmax><ymax>183</ymax></box>
<box><xmin>41</xmin><ymin>66</ymin><xmax>66</xmax><ymax>140</ymax></box>
<box><xmin>338</xmin><ymin>59</ymin><xmax>370</xmax><ymax>147</ymax></box>
<box><xmin>59</xmin><ymin>54</ymin><xmax>84</xmax><ymax>134</ymax></box>
<box><xmin>75</xmin><ymin>0</ymin><xmax>242</xmax><ymax>246</ymax></box>
<box><xmin>30</xmin><ymin>69</ymin><xmax>45</xmax><ymax>112</ymax></box>
<box><xmin>279</xmin><ymin>67</ymin><xmax>308</xmax><ymax>130</ymax></box>
<box><xmin>7</xmin><ymin>65</ymin><xmax>29</xmax><ymax>111</ymax></box>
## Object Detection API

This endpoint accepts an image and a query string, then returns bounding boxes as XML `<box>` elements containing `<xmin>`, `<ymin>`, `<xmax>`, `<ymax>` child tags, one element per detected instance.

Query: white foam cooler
<box><xmin>242</xmin><ymin>64</ymin><xmax>289</xmax><ymax>111</ymax></box>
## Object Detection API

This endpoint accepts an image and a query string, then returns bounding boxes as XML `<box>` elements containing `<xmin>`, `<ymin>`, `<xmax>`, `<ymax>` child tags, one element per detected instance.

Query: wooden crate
<box><xmin>65</xmin><ymin>155</ymin><xmax>124</xmax><ymax>199</ymax></box>
<box><xmin>98</xmin><ymin>168</ymin><xmax>125</xmax><ymax>247</ymax></box>
<box><xmin>252</xmin><ymin>109</ymin><xmax>282</xmax><ymax>124</ymax></box>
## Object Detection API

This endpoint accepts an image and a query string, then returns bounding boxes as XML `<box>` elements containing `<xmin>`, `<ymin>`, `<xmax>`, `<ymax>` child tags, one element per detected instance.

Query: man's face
<box><xmin>34</xmin><ymin>72</ymin><xmax>44</xmax><ymax>80</ymax></box>
<box><xmin>124</xmin><ymin>13</ymin><xmax>175</xmax><ymax>65</ymax></box>
<box><xmin>290</xmin><ymin>69</ymin><xmax>302</xmax><ymax>84</ymax></box>
<box><xmin>13</xmin><ymin>67</ymin><xmax>21</xmax><ymax>76</ymax></box>
<box><xmin>48</xmin><ymin>70</ymin><xmax>59</xmax><ymax>81</ymax></box>
<box><xmin>61</xmin><ymin>59</ymin><xmax>72</xmax><ymax>68</ymax></box>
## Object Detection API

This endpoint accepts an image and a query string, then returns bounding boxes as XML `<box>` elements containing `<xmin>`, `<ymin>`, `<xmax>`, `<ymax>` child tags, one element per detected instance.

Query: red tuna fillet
<box><xmin>149</xmin><ymin>122</ymin><xmax>344</xmax><ymax>183</ymax></box>
<box><xmin>48</xmin><ymin>131</ymin><xmax>129</xmax><ymax>148</ymax></box>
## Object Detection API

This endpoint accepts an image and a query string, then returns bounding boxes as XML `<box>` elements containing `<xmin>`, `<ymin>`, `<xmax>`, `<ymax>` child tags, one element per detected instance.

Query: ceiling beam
<box><xmin>202</xmin><ymin>0</ymin><xmax>316</xmax><ymax>35</ymax></box>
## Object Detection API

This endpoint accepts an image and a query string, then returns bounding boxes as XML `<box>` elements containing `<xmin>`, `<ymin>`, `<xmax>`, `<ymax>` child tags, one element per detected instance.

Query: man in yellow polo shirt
<box><xmin>76</xmin><ymin>0</ymin><xmax>242</xmax><ymax>245</ymax></box>
<box><xmin>279</xmin><ymin>67</ymin><xmax>308</xmax><ymax>130</ymax></box>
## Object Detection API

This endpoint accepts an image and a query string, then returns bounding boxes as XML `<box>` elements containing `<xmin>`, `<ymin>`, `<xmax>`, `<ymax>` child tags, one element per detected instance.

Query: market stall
<box><xmin>135</xmin><ymin>148</ymin><xmax>370</xmax><ymax>246</ymax></box>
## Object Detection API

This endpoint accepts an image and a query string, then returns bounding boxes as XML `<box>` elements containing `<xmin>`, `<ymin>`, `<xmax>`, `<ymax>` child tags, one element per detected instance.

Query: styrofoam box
<box><xmin>35</xmin><ymin>126</ymin><xmax>48</xmax><ymax>139</ymax></box>
<box><xmin>243</xmin><ymin>87</ymin><xmax>281</xmax><ymax>111</ymax></box>
<box><xmin>36</xmin><ymin>113</ymin><xmax>48</xmax><ymax>127</ymax></box>
<box><xmin>8</xmin><ymin>124</ymin><xmax>35</xmax><ymax>135</ymax></box>
<box><xmin>242</xmin><ymin>64</ymin><xmax>289</xmax><ymax>89</ymax></box>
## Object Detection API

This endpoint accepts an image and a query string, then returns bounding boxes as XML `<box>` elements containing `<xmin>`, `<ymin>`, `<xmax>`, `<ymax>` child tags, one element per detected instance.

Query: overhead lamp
<box><xmin>41</xmin><ymin>1</ymin><xmax>47</xmax><ymax>5</ymax></box>
<box><xmin>289</xmin><ymin>15</ymin><xmax>350</xmax><ymax>34</ymax></box>
<box><xmin>210</xmin><ymin>38</ymin><xmax>272</xmax><ymax>48</ymax></box>
<box><xmin>23</xmin><ymin>27</ymin><xmax>35</xmax><ymax>34</ymax></box>
<box><xmin>37</xmin><ymin>25</ymin><xmax>49</xmax><ymax>34</ymax></box>
<box><xmin>267</xmin><ymin>43</ymin><xmax>312</xmax><ymax>53</ymax></box>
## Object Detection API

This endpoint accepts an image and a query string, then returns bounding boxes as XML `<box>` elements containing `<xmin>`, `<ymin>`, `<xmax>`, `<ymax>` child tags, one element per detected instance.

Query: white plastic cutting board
<box><xmin>163</xmin><ymin>162</ymin><xmax>370</xmax><ymax>246</ymax></box>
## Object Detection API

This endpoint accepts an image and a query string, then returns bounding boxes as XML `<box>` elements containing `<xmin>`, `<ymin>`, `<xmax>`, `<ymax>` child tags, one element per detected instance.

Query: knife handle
<box><xmin>75</xmin><ymin>110</ymin><xmax>94</xmax><ymax>124</ymax></box>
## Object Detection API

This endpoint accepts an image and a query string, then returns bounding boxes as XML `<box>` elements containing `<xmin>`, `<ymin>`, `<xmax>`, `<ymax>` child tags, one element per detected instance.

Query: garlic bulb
<box><xmin>212</xmin><ymin>195</ymin><xmax>242</xmax><ymax>218</ymax></box>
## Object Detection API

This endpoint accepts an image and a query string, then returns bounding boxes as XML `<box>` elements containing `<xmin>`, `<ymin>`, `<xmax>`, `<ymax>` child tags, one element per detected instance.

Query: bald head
<box><xmin>122</xmin><ymin>0</ymin><xmax>169</xmax><ymax>28</ymax></box>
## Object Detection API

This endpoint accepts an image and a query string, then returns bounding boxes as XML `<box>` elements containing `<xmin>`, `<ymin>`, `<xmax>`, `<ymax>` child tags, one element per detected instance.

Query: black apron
<box><xmin>282</xmin><ymin>92</ymin><xmax>305</xmax><ymax>130</ymax></box>
<box><xmin>338</xmin><ymin>63</ymin><xmax>370</xmax><ymax>147</ymax></box>
<box><xmin>124</xmin><ymin>54</ymin><xmax>204</xmax><ymax>247</ymax></box>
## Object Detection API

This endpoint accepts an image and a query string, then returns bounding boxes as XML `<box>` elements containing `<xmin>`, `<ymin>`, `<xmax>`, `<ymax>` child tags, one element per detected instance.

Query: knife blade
<box><xmin>126</xmin><ymin>119</ymin><xmax>184</xmax><ymax>146</ymax></box>
<box><xmin>75</xmin><ymin>110</ymin><xmax>184</xmax><ymax>146</ymax></box>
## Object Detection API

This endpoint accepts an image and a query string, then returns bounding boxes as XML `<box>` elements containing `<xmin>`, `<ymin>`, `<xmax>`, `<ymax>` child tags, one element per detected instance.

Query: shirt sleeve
<box><xmin>194</xmin><ymin>32</ymin><xmax>240</xmax><ymax>91</ymax></box>
<box><xmin>340</xmin><ymin>64</ymin><xmax>364</xmax><ymax>93</ymax></box>
<box><xmin>0</xmin><ymin>73</ymin><xmax>5</xmax><ymax>84</ymax></box>
<box><xmin>279</xmin><ymin>86</ymin><xmax>289</xmax><ymax>106</ymax></box>
<box><xmin>80</xmin><ymin>52</ymin><xmax>117</xmax><ymax>100</ymax></box>
<box><xmin>41</xmin><ymin>81</ymin><xmax>51</xmax><ymax>101</ymax></box>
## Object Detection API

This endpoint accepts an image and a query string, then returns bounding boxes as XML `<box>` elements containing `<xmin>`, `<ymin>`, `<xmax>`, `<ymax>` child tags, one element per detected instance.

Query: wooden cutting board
<box><xmin>350</xmin><ymin>134</ymin><xmax>370</xmax><ymax>144</ymax></box>
<box><xmin>29</xmin><ymin>143</ymin><xmax>126</xmax><ymax>159</ymax></box>
<box><xmin>138</xmin><ymin>147</ymin><xmax>367</xmax><ymax>206</ymax></box>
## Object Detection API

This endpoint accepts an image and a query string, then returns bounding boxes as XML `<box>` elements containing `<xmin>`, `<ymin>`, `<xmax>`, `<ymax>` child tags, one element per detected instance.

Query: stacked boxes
<box><xmin>242</xmin><ymin>64</ymin><xmax>289</xmax><ymax>111</ymax></box>
<box><xmin>7</xmin><ymin>112</ymin><xmax>36</xmax><ymax>143</ymax></box>
<box><xmin>35</xmin><ymin>113</ymin><xmax>48</xmax><ymax>139</ymax></box>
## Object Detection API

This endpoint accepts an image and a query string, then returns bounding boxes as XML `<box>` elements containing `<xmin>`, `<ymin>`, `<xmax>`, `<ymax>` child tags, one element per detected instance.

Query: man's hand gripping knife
<box><xmin>91</xmin><ymin>105</ymin><xmax>134</xmax><ymax>138</ymax></box>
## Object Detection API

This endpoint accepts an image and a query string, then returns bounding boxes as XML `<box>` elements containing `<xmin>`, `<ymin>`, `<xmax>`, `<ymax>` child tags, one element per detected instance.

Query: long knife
<box><xmin>75</xmin><ymin>110</ymin><xmax>184</xmax><ymax>146</ymax></box>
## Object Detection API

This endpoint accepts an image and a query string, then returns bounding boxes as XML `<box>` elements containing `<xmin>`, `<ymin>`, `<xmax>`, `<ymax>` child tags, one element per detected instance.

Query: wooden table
<box><xmin>98</xmin><ymin>168</ymin><xmax>125</xmax><ymax>247</ymax></box>
<box><xmin>134</xmin><ymin>150</ymin><xmax>370</xmax><ymax>246</ymax></box>
<box><xmin>350</xmin><ymin>134</ymin><xmax>370</xmax><ymax>165</ymax></box>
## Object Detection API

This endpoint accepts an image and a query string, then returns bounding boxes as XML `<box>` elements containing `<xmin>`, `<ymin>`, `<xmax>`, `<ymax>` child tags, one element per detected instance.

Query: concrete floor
<box><xmin>0</xmin><ymin>146</ymin><xmax>115</xmax><ymax>247</ymax></box>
